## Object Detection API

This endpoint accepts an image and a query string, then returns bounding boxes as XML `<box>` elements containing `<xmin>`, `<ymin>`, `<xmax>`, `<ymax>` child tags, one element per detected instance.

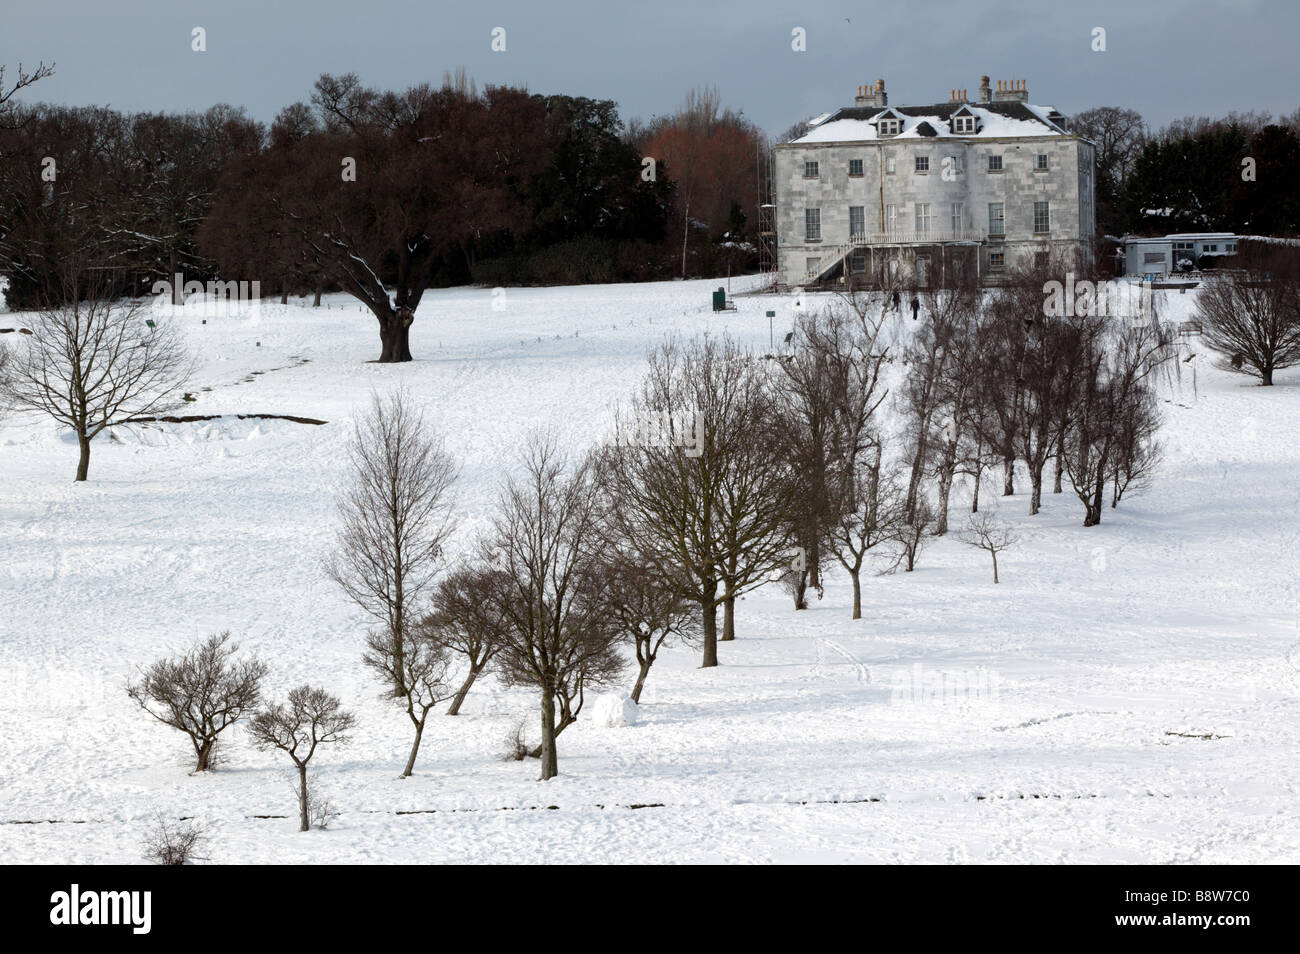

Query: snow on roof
<box><xmin>791</xmin><ymin>102</ymin><xmax>1067</xmax><ymax>144</ymax></box>
<box><xmin>1121</xmin><ymin>232</ymin><xmax>1237</xmax><ymax>243</ymax></box>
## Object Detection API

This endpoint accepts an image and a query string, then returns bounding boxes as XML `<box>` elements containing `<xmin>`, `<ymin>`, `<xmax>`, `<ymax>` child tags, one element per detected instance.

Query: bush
<box><xmin>142</xmin><ymin>815</ymin><xmax>206</xmax><ymax>865</ymax></box>
<box><xmin>500</xmin><ymin>719</ymin><xmax>529</xmax><ymax>761</ymax></box>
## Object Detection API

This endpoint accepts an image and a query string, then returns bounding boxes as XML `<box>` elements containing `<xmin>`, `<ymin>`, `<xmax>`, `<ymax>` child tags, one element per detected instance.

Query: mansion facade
<box><xmin>774</xmin><ymin>76</ymin><xmax>1096</xmax><ymax>288</ymax></box>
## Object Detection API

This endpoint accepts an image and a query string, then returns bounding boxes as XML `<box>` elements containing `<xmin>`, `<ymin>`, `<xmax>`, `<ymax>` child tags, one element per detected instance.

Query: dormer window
<box><xmin>878</xmin><ymin>118</ymin><xmax>901</xmax><ymax>136</ymax></box>
<box><xmin>953</xmin><ymin>115</ymin><xmax>977</xmax><ymax>134</ymax></box>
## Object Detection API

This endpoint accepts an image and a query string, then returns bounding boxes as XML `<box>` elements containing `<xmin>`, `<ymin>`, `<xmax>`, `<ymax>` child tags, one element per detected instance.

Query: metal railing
<box><xmin>851</xmin><ymin>228</ymin><xmax>987</xmax><ymax>245</ymax></box>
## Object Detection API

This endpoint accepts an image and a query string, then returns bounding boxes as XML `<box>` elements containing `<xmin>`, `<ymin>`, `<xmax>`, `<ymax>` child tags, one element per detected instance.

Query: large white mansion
<box><xmin>773</xmin><ymin>76</ymin><xmax>1096</xmax><ymax>287</ymax></box>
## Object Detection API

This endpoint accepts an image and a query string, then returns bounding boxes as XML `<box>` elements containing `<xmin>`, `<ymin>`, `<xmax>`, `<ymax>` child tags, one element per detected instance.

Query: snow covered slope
<box><xmin>1</xmin><ymin>277</ymin><xmax>1297</xmax><ymax>864</ymax></box>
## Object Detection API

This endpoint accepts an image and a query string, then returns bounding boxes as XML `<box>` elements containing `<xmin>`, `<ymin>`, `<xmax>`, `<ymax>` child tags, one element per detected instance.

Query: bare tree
<box><xmin>0</xmin><ymin>270</ymin><xmax>190</xmax><ymax>480</ymax></box>
<box><xmin>892</xmin><ymin>497</ymin><xmax>933</xmax><ymax>573</ymax></box>
<box><xmin>970</xmin><ymin>307</ymin><xmax>1024</xmax><ymax>501</ymax></box>
<box><xmin>715</xmin><ymin>360</ymin><xmax>800</xmax><ymax>642</ymax></box>
<box><xmin>901</xmin><ymin>284</ymin><xmax>980</xmax><ymax>522</ymax></box>
<box><xmin>1109</xmin><ymin>386</ymin><xmax>1162</xmax><ymax>507</ymax></box>
<box><xmin>1071</xmin><ymin>106</ymin><xmax>1146</xmax><ymax>204</ymax></box>
<box><xmin>328</xmin><ymin>389</ymin><xmax>457</xmax><ymax>696</ymax></box>
<box><xmin>601</xmin><ymin>336</ymin><xmax>793</xmax><ymax>667</ymax></box>
<box><xmin>127</xmin><ymin>632</ymin><xmax>267</xmax><ymax>772</ymax></box>
<box><xmin>961</xmin><ymin>511</ymin><xmax>1019</xmax><ymax>583</ymax></box>
<box><xmin>1196</xmin><ymin>242</ymin><xmax>1300</xmax><ymax>385</ymax></box>
<box><xmin>248</xmin><ymin>686</ymin><xmax>356</xmax><ymax>832</ymax></box>
<box><xmin>993</xmin><ymin>257</ymin><xmax>1088</xmax><ymax>516</ymax></box>
<box><xmin>418</xmin><ymin>564</ymin><xmax>508</xmax><ymax>716</ymax></box>
<box><xmin>831</xmin><ymin>444</ymin><xmax>904</xmax><ymax>618</ymax></box>
<box><xmin>488</xmin><ymin>437</ymin><xmax>624</xmax><ymax>780</ymax></box>
<box><xmin>774</xmin><ymin>302</ymin><xmax>890</xmax><ymax>608</ymax></box>
<box><xmin>1063</xmin><ymin>316</ymin><xmax>1174</xmax><ymax>525</ymax></box>
<box><xmin>599</xmin><ymin>550</ymin><xmax>698</xmax><ymax>703</ymax></box>
<box><xmin>363</xmin><ymin>626</ymin><xmax>451</xmax><ymax>777</ymax></box>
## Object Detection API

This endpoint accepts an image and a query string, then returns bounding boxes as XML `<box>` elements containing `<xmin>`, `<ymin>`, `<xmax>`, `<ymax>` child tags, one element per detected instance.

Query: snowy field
<box><xmin>1</xmin><ymin>276</ymin><xmax>1298</xmax><ymax>864</ymax></box>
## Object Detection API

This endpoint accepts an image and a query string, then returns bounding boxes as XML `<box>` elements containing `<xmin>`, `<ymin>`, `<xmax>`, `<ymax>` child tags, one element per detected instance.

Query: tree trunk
<box><xmin>792</xmin><ymin>570</ymin><xmax>809</xmax><ymax>610</ymax></box>
<box><xmin>401</xmin><ymin>719</ymin><xmax>423</xmax><ymax>778</ymax></box>
<box><xmin>1083</xmin><ymin>468</ymin><xmax>1105</xmax><ymax>526</ymax></box>
<box><xmin>395</xmin><ymin>314</ymin><xmax>413</xmax><ymax>362</ymax></box>
<box><xmin>1053</xmin><ymin>430</ymin><xmax>1065</xmax><ymax>493</ymax></box>
<box><xmin>851</xmin><ymin>569</ymin><xmax>862</xmax><ymax>619</ymax></box>
<box><xmin>1029</xmin><ymin>463</ymin><xmax>1043</xmax><ymax>516</ymax></box>
<box><xmin>297</xmin><ymin>763</ymin><xmax>309</xmax><ymax>832</ymax></box>
<box><xmin>721</xmin><ymin>594</ymin><xmax>736</xmax><ymax>640</ymax></box>
<box><xmin>991</xmin><ymin>551</ymin><xmax>999</xmax><ymax>584</ymax></box>
<box><xmin>971</xmin><ymin>462</ymin><xmax>981</xmax><ymax>513</ymax></box>
<box><xmin>75</xmin><ymin>433</ymin><xmax>91</xmax><ymax>482</ymax></box>
<box><xmin>377</xmin><ymin>306</ymin><xmax>415</xmax><ymax>363</ymax></box>
<box><xmin>680</xmin><ymin>200</ymin><xmax>691</xmax><ymax>278</ymax></box>
<box><xmin>1086</xmin><ymin>470</ymin><xmax>1106</xmax><ymax>526</ymax></box>
<box><xmin>700</xmin><ymin>598</ymin><xmax>718</xmax><ymax>668</ymax></box>
<box><xmin>934</xmin><ymin>445</ymin><xmax>956</xmax><ymax>534</ymax></box>
<box><xmin>905</xmin><ymin>445</ymin><xmax>927</xmax><ymax>520</ymax></box>
<box><xmin>631</xmin><ymin>654</ymin><xmax>653</xmax><ymax>704</ymax></box>
<box><xmin>1262</xmin><ymin>366</ymin><xmax>1273</xmax><ymax>386</ymax></box>
<box><xmin>446</xmin><ymin>664</ymin><xmax>481</xmax><ymax>716</ymax></box>
<box><xmin>195</xmin><ymin>738</ymin><xmax>214</xmax><ymax>772</ymax></box>
<box><xmin>1002</xmin><ymin>456</ymin><xmax>1015</xmax><ymax>496</ymax></box>
<box><xmin>390</xmin><ymin>623</ymin><xmax>406</xmax><ymax>698</ymax></box>
<box><xmin>313</xmin><ymin>285</ymin><xmax>323</xmax><ymax>307</ymax></box>
<box><xmin>539</xmin><ymin>691</ymin><xmax>558</xmax><ymax>781</ymax></box>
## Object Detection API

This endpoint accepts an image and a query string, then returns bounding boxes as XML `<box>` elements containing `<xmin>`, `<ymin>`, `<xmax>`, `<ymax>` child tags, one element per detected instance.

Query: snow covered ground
<box><xmin>1</xmin><ymin>276</ymin><xmax>1298</xmax><ymax>864</ymax></box>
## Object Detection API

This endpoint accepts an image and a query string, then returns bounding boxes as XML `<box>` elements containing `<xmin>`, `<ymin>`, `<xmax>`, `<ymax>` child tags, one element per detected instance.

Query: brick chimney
<box><xmin>978</xmin><ymin>75</ymin><xmax>991</xmax><ymax>103</ymax></box>
<box><xmin>854</xmin><ymin>78</ymin><xmax>887</xmax><ymax>108</ymax></box>
<box><xmin>992</xmin><ymin>78</ymin><xmax>1029</xmax><ymax>103</ymax></box>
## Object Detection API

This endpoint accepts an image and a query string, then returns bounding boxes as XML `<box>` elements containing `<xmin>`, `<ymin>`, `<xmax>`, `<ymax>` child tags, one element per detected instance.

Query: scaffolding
<box><xmin>756</xmin><ymin>136</ymin><xmax>777</xmax><ymax>290</ymax></box>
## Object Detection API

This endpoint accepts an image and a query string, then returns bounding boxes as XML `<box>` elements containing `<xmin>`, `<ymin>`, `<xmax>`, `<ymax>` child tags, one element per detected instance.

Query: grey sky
<box><xmin>3</xmin><ymin>0</ymin><xmax>1296</xmax><ymax>135</ymax></box>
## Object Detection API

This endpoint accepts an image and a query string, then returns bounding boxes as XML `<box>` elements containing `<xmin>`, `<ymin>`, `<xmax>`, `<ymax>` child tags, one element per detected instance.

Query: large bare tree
<box><xmin>327</xmin><ymin>389</ymin><xmax>458</xmax><ymax>696</ymax></box>
<box><xmin>1196</xmin><ymin>242</ymin><xmax>1300</xmax><ymax>386</ymax></box>
<box><xmin>601</xmin><ymin>336</ymin><xmax>792</xmax><ymax>666</ymax></box>
<box><xmin>487</xmin><ymin>437</ymin><xmax>624</xmax><ymax>780</ymax></box>
<box><xmin>1063</xmin><ymin>315</ymin><xmax>1174</xmax><ymax>525</ymax></box>
<box><xmin>0</xmin><ymin>268</ymin><xmax>190</xmax><ymax>480</ymax></box>
<box><xmin>774</xmin><ymin>299</ymin><xmax>890</xmax><ymax>607</ymax></box>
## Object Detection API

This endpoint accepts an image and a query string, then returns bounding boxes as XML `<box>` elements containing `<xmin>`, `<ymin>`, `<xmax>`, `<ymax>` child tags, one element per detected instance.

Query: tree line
<box><xmin>1072</xmin><ymin>105</ymin><xmax>1300</xmax><ymax>242</ymax></box>
<box><xmin>0</xmin><ymin>65</ymin><xmax>768</xmax><ymax>359</ymax></box>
